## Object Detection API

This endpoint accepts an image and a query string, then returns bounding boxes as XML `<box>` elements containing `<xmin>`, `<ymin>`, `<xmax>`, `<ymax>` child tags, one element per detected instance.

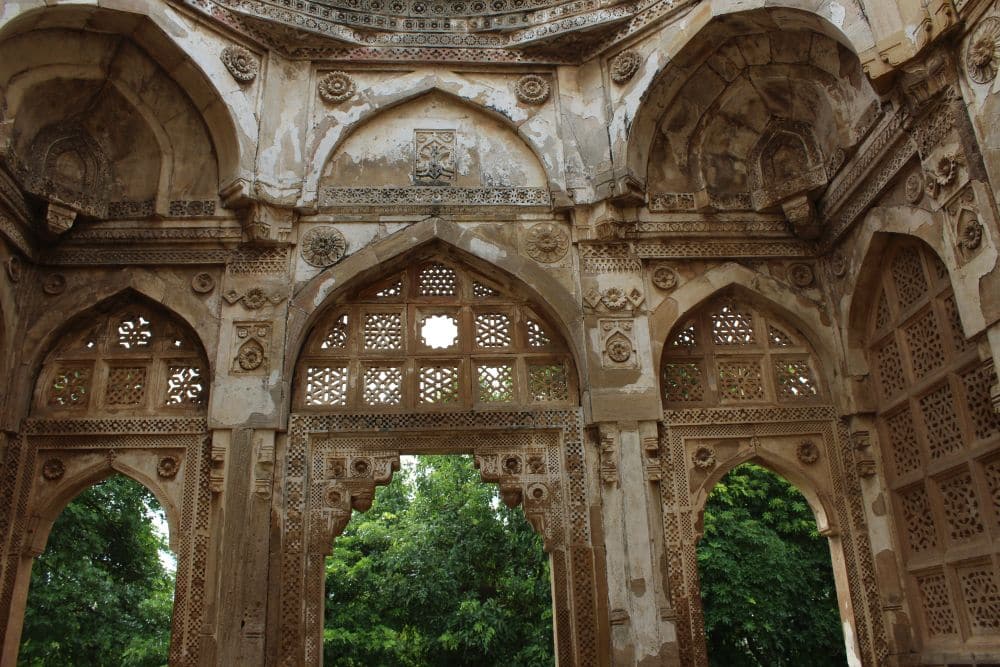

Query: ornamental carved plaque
<box><xmin>413</xmin><ymin>130</ymin><xmax>456</xmax><ymax>185</ymax></box>
<box><xmin>221</xmin><ymin>45</ymin><xmax>259</xmax><ymax>83</ymax></box>
<box><xmin>525</xmin><ymin>223</ymin><xmax>569</xmax><ymax>263</ymax></box>
<box><xmin>300</xmin><ymin>226</ymin><xmax>348</xmax><ymax>268</ymax></box>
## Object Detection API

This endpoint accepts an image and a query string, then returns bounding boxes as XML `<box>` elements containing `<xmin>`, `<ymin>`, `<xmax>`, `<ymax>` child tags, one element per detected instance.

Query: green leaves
<box><xmin>698</xmin><ymin>464</ymin><xmax>845</xmax><ymax>667</ymax></box>
<box><xmin>323</xmin><ymin>455</ymin><xmax>554</xmax><ymax>667</ymax></box>
<box><xmin>20</xmin><ymin>475</ymin><xmax>173</xmax><ymax>667</ymax></box>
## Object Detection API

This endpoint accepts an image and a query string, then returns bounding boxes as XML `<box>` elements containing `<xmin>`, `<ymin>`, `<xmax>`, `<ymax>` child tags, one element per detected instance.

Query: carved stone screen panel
<box><xmin>278</xmin><ymin>410</ymin><xmax>602</xmax><ymax>666</ymax></box>
<box><xmin>296</xmin><ymin>257</ymin><xmax>576</xmax><ymax>411</ymax></box>
<box><xmin>867</xmin><ymin>238</ymin><xmax>1000</xmax><ymax>652</ymax></box>
<box><xmin>661</xmin><ymin>296</ymin><xmax>825</xmax><ymax>408</ymax></box>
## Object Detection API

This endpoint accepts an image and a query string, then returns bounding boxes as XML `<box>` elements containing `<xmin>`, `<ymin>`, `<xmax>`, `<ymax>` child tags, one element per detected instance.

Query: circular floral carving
<box><xmin>525</xmin><ymin>223</ymin><xmax>569</xmax><ymax>263</ymax></box>
<box><xmin>242</xmin><ymin>287</ymin><xmax>268</xmax><ymax>310</ymax></box>
<box><xmin>221</xmin><ymin>45</ymin><xmax>259</xmax><ymax>83</ymax></box>
<box><xmin>191</xmin><ymin>272</ymin><xmax>216</xmax><ymax>294</ymax></box>
<box><xmin>606</xmin><ymin>334</ymin><xmax>632</xmax><ymax>363</ymax></box>
<box><xmin>610</xmin><ymin>50</ymin><xmax>642</xmax><ymax>84</ymax></box>
<box><xmin>600</xmin><ymin>287</ymin><xmax>629</xmax><ymax>311</ymax></box>
<box><xmin>351</xmin><ymin>458</ymin><xmax>371</xmax><ymax>476</ymax></box>
<box><xmin>796</xmin><ymin>440</ymin><xmax>820</xmax><ymax>465</ymax></box>
<box><xmin>318</xmin><ymin>71</ymin><xmax>356</xmax><ymax>104</ymax></box>
<box><xmin>503</xmin><ymin>455</ymin><xmax>522</xmax><ymax>475</ymax></box>
<box><xmin>526</xmin><ymin>482</ymin><xmax>549</xmax><ymax>502</ymax></box>
<box><xmin>301</xmin><ymin>226</ymin><xmax>348</xmax><ymax>267</ymax></box>
<box><xmin>692</xmin><ymin>446</ymin><xmax>716</xmax><ymax>470</ymax></box>
<box><xmin>238</xmin><ymin>340</ymin><xmax>265</xmax><ymax>371</ymax></box>
<box><xmin>514</xmin><ymin>74</ymin><xmax>550</xmax><ymax>104</ymax></box>
<box><xmin>830</xmin><ymin>252</ymin><xmax>848</xmax><ymax>278</ymax></box>
<box><xmin>651</xmin><ymin>264</ymin><xmax>677</xmax><ymax>291</ymax></box>
<box><xmin>157</xmin><ymin>456</ymin><xmax>180</xmax><ymax>479</ymax></box>
<box><xmin>42</xmin><ymin>458</ymin><xmax>65</xmax><ymax>481</ymax></box>
<box><xmin>788</xmin><ymin>262</ymin><xmax>815</xmax><ymax>288</ymax></box>
<box><xmin>959</xmin><ymin>217</ymin><xmax>984</xmax><ymax>251</ymax></box>
<box><xmin>966</xmin><ymin>17</ymin><xmax>1000</xmax><ymax>84</ymax></box>
<box><xmin>904</xmin><ymin>172</ymin><xmax>924</xmax><ymax>204</ymax></box>
<box><xmin>42</xmin><ymin>273</ymin><xmax>66</xmax><ymax>295</ymax></box>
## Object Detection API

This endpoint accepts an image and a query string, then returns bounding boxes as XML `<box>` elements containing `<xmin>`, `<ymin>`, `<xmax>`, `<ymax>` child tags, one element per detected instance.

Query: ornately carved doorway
<box><xmin>275</xmin><ymin>255</ymin><xmax>606</xmax><ymax>666</ymax></box>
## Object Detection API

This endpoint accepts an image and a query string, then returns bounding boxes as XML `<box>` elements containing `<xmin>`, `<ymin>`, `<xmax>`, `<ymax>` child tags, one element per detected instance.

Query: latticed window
<box><xmin>660</xmin><ymin>296</ymin><xmax>824</xmax><ymax>407</ymax></box>
<box><xmin>867</xmin><ymin>238</ymin><xmax>1000</xmax><ymax>647</ymax></box>
<box><xmin>296</xmin><ymin>258</ymin><xmax>576</xmax><ymax>411</ymax></box>
<box><xmin>35</xmin><ymin>303</ymin><xmax>208</xmax><ymax>415</ymax></box>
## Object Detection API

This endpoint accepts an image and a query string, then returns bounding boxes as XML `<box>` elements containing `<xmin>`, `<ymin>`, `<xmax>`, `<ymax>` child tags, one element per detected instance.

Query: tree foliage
<box><xmin>323</xmin><ymin>455</ymin><xmax>554</xmax><ymax>667</ymax></box>
<box><xmin>19</xmin><ymin>475</ymin><xmax>173</xmax><ymax>667</ymax></box>
<box><xmin>697</xmin><ymin>463</ymin><xmax>846</xmax><ymax>667</ymax></box>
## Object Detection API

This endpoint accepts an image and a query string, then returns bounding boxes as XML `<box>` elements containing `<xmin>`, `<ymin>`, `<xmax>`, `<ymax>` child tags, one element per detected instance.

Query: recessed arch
<box><xmin>304</xmin><ymin>84</ymin><xmax>559</xmax><ymax>206</ymax></box>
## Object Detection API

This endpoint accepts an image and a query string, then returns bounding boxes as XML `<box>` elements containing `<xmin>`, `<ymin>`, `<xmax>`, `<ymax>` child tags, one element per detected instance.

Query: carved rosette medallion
<box><xmin>788</xmin><ymin>263</ymin><xmax>815</xmax><ymax>288</ymax></box>
<box><xmin>967</xmin><ymin>17</ymin><xmax>1000</xmax><ymax>84</ymax></box>
<box><xmin>242</xmin><ymin>288</ymin><xmax>268</xmax><ymax>310</ymax></box>
<box><xmin>42</xmin><ymin>273</ymin><xmax>67</xmax><ymax>295</ymax></box>
<box><xmin>525</xmin><ymin>223</ymin><xmax>569</xmax><ymax>263</ymax></box>
<box><xmin>318</xmin><ymin>71</ymin><xmax>356</xmax><ymax>104</ymax></box>
<box><xmin>606</xmin><ymin>333</ymin><xmax>632</xmax><ymax>363</ymax></box>
<box><xmin>830</xmin><ymin>251</ymin><xmax>848</xmax><ymax>278</ymax></box>
<box><xmin>514</xmin><ymin>74</ymin><xmax>551</xmax><ymax>104</ymax></box>
<box><xmin>796</xmin><ymin>440</ymin><xmax>819</xmax><ymax>465</ymax></box>
<box><xmin>959</xmin><ymin>216</ymin><xmax>984</xmax><ymax>251</ymax></box>
<box><xmin>191</xmin><ymin>272</ymin><xmax>216</xmax><ymax>294</ymax></box>
<box><xmin>651</xmin><ymin>264</ymin><xmax>677</xmax><ymax>291</ymax></box>
<box><xmin>237</xmin><ymin>338</ymin><xmax>266</xmax><ymax>371</ymax></box>
<box><xmin>42</xmin><ymin>458</ymin><xmax>65</xmax><ymax>481</ymax></box>
<box><xmin>301</xmin><ymin>226</ymin><xmax>348</xmax><ymax>267</ymax></box>
<box><xmin>157</xmin><ymin>456</ymin><xmax>180</xmax><ymax>479</ymax></box>
<box><xmin>221</xmin><ymin>45</ymin><xmax>259</xmax><ymax>83</ymax></box>
<box><xmin>610</xmin><ymin>50</ymin><xmax>642</xmax><ymax>84</ymax></box>
<box><xmin>692</xmin><ymin>445</ymin><xmax>716</xmax><ymax>470</ymax></box>
<box><xmin>600</xmin><ymin>287</ymin><xmax>629</xmax><ymax>311</ymax></box>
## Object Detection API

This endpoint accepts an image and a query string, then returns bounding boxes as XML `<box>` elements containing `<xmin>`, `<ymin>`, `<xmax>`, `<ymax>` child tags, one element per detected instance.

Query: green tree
<box><xmin>324</xmin><ymin>455</ymin><xmax>554</xmax><ymax>667</ymax></box>
<box><xmin>19</xmin><ymin>475</ymin><xmax>174</xmax><ymax>667</ymax></box>
<box><xmin>697</xmin><ymin>463</ymin><xmax>845</xmax><ymax>667</ymax></box>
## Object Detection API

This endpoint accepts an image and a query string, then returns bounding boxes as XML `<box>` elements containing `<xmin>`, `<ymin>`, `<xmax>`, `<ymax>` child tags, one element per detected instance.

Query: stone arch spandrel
<box><xmin>0</xmin><ymin>4</ymin><xmax>253</xmax><ymax>194</ymax></box>
<box><xmin>648</xmin><ymin>263</ymin><xmax>842</xmax><ymax>407</ymax></box>
<box><xmin>285</xmin><ymin>217</ymin><xmax>587</xmax><ymax>391</ymax></box>
<box><xmin>615</xmin><ymin>4</ymin><xmax>875</xmax><ymax>188</ymax></box>
<box><xmin>302</xmin><ymin>79</ymin><xmax>564</xmax><ymax>207</ymax></box>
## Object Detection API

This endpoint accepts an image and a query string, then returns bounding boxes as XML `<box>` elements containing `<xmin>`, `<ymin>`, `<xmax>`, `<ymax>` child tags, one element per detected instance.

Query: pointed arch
<box><xmin>303</xmin><ymin>83</ymin><xmax>561</xmax><ymax>206</ymax></box>
<box><xmin>286</xmin><ymin>218</ymin><xmax>586</xmax><ymax>387</ymax></box>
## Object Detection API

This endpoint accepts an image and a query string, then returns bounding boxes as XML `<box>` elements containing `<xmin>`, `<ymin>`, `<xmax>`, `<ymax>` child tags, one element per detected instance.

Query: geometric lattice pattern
<box><xmin>166</xmin><ymin>366</ymin><xmax>205</xmax><ymax>406</ymax></box>
<box><xmin>116</xmin><ymin>314</ymin><xmax>153</xmax><ymax>349</ymax></box>
<box><xmin>886</xmin><ymin>408</ymin><xmax>922</xmax><ymax>477</ymax></box>
<box><xmin>938</xmin><ymin>471</ymin><xmax>984</xmax><ymax>542</ymax></box>
<box><xmin>900</xmin><ymin>484</ymin><xmax>937</xmax><ymax>553</ymax></box>
<box><xmin>916</xmin><ymin>571</ymin><xmax>957</xmax><ymax>636</ymax></box>
<box><xmin>904</xmin><ymin>309</ymin><xmax>944</xmax><ymax>379</ymax></box>
<box><xmin>891</xmin><ymin>245</ymin><xmax>928</xmax><ymax>312</ymax></box>
<box><xmin>475</xmin><ymin>313</ymin><xmax>511</xmax><ymax>348</ymax></box>
<box><xmin>104</xmin><ymin>367</ymin><xmax>147</xmax><ymax>406</ymax></box>
<box><xmin>305</xmin><ymin>366</ymin><xmax>348</xmax><ymax>406</ymax></box>
<box><xmin>661</xmin><ymin>296</ymin><xmax>823</xmax><ymax>407</ymax></box>
<box><xmin>957</xmin><ymin>565</ymin><xmax>1000</xmax><ymax>634</ymax></box>
<box><xmin>875</xmin><ymin>339</ymin><xmax>906</xmax><ymax>400</ymax></box>
<box><xmin>297</xmin><ymin>257</ymin><xmax>575</xmax><ymax>410</ymax></box>
<box><xmin>48</xmin><ymin>365</ymin><xmax>91</xmax><ymax>407</ymax></box>
<box><xmin>419</xmin><ymin>365</ymin><xmax>459</xmax><ymax>404</ymax></box>
<box><xmin>919</xmin><ymin>383</ymin><xmax>964</xmax><ymax>460</ymax></box>
<box><xmin>962</xmin><ymin>363</ymin><xmax>1000</xmax><ymax>441</ymax></box>
<box><xmin>773</xmin><ymin>359</ymin><xmax>818</xmax><ymax>401</ymax></box>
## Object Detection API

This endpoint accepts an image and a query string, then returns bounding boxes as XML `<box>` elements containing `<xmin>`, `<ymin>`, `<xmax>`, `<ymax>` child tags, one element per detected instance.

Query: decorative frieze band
<box><xmin>320</xmin><ymin>186</ymin><xmax>551</xmax><ymax>209</ymax></box>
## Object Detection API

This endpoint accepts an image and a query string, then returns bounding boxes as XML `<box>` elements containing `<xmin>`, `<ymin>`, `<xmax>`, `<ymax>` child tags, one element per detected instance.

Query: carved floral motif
<box><xmin>606</xmin><ymin>333</ymin><xmax>632</xmax><ymax>363</ymax></box>
<box><xmin>924</xmin><ymin>153</ymin><xmax>963</xmax><ymax>198</ymax></box>
<box><xmin>191</xmin><ymin>272</ymin><xmax>216</xmax><ymax>294</ymax></box>
<box><xmin>157</xmin><ymin>456</ymin><xmax>180</xmax><ymax>479</ymax></box>
<box><xmin>905</xmin><ymin>172</ymin><xmax>924</xmax><ymax>204</ymax></box>
<box><xmin>300</xmin><ymin>226</ymin><xmax>348</xmax><ymax>267</ymax></box>
<box><xmin>318</xmin><ymin>71</ymin><xmax>356</xmax><ymax>104</ymax></box>
<box><xmin>525</xmin><ymin>223</ymin><xmax>569</xmax><ymax>263</ymax></box>
<box><xmin>221</xmin><ymin>45</ymin><xmax>259</xmax><ymax>82</ymax></box>
<box><xmin>959</xmin><ymin>215</ymin><xmax>984</xmax><ymax>252</ymax></box>
<box><xmin>610</xmin><ymin>50</ymin><xmax>642</xmax><ymax>83</ymax></box>
<box><xmin>238</xmin><ymin>338</ymin><xmax>266</xmax><ymax>370</ymax></box>
<box><xmin>42</xmin><ymin>458</ymin><xmax>65</xmax><ymax>481</ymax></box>
<box><xmin>796</xmin><ymin>440</ymin><xmax>819</xmax><ymax>465</ymax></box>
<box><xmin>42</xmin><ymin>273</ymin><xmax>66</xmax><ymax>295</ymax></box>
<box><xmin>651</xmin><ymin>264</ymin><xmax>677</xmax><ymax>291</ymax></box>
<box><xmin>967</xmin><ymin>17</ymin><xmax>1000</xmax><ymax>84</ymax></box>
<box><xmin>692</xmin><ymin>445</ymin><xmax>716</xmax><ymax>470</ymax></box>
<box><xmin>788</xmin><ymin>263</ymin><xmax>815</xmax><ymax>288</ymax></box>
<box><xmin>514</xmin><ymin>74</ymin><xmax>550</xmax><ymax>104</ymax></box>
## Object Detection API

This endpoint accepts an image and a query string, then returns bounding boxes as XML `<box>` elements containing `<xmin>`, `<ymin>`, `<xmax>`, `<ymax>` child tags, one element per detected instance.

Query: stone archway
<box><xmin>654</xmin><ymin>292</ymin><xmax>888</xmax><ymax>667</ymax></box>
<box><xmin>278</xmin><ymin>251</ymin><xmax>607</xmax><ymax>666</ymax></box>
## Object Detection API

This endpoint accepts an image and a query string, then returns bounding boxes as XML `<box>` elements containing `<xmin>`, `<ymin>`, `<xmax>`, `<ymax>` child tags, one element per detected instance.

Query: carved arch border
<box><xmin>655</xmin><ymin>406</ymin><xmax>887</xmax><ymax>667</ymax></box>
<box><xmin>277</xmin><ymin>409</ymin><xmax>608</xmax><ymax>666</ymax></box>
<box><xmin>0</xmin><ymin>417</ymin><xmax>213</xmax><ymax>666</ymax></box>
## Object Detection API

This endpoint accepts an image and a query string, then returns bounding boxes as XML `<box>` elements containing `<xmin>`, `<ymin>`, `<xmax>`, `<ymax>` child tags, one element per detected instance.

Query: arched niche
<box><xmin>626</xmin><ymin>7</ymin><xmax>878</xmax><ymax>211</ymax></box>
<box><xmin>0</xmin><ymin>7</ymin><xmax>243</xmax><ymax>219</ymax></box>
<box><xmin>317</xmin><ymin>91</ymin><xmax>549</xmax><ymax>209</ymax></box>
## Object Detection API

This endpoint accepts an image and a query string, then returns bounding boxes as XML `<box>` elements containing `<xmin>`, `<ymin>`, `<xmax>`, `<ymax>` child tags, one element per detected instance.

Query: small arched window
<box><xmin>661</xmin><ymin>296</ymin><xmax>824</xmax><ymax>408</ymax></box>
<box><xmin>295</xmin><ymin>257</ymin><xmax>576</xmax><ymax>411</ymax></box>
<box><xmin>34</xmin><ymin>303</ymin><xmax>207</xmax><ymax>415</ymax></box>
